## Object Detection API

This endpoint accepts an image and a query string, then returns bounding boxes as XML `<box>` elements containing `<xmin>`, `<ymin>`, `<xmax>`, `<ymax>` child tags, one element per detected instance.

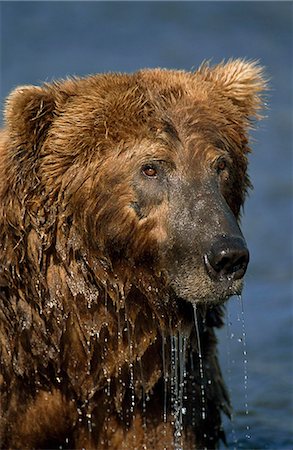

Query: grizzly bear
<box><xmin>0</xmin><ymin>60</ymin><xmax>266</xmax><ymax>449</ymax></box>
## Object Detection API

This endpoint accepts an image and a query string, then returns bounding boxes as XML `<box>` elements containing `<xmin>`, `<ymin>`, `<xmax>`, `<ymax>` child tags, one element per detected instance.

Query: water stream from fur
<box><xmin>162</xmin><ymin>330</ymin><xmax>168</xmax><ymax>449</ymax></box>
<box><xmin>193</xmin><ymin>304</ymin><xmax>207</xmax><ymax>422</ymax></box>
<box><xmin>125</xmin><ymin>308</ymin><xmax>136</xmax><ymax>441</ymax></box>
<box><xmin>79</xmin><ymin>290</ymin><xmax>251</xmax><ymax>449</ymax></box>
<box><xmin>162</xmin><ymin>331</ymin><xmax>168</xmax><ymax>424</ymax></box>
<box><xmin>170</xmin><ymin>332</ymin><xmax>187</xmax><ymax>450</ymax></box>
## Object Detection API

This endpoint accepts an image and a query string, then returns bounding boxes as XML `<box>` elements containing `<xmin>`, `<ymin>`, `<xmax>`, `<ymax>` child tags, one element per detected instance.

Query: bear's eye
<box><xmin>142</xmin><ymin>164</ymin><xmax>158</xmax><ymax>178</ymax></box>
<box><xmin>216</xmin><ymin>158</ymin><xmax>227</xmax><ymax>173</ymax></box>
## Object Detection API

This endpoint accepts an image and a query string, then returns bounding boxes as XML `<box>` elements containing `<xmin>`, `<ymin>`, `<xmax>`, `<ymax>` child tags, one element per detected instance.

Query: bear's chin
<box><xmin>170</xmin><ymin>275</ymin><xmax>244</xmax><ymax>305</ymax></box>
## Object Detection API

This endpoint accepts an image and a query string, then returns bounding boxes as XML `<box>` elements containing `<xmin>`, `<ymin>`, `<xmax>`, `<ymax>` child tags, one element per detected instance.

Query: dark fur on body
<box><xmin>0</xmin><ymin>60</ymin><xmax>266</xmax><ymax>449</ymax></box>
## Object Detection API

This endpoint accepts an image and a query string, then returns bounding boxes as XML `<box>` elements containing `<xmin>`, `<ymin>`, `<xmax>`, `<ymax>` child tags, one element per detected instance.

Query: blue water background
<box><xmin>1</xmin><ymin>2</ymin><xmax>292</xmax><ymax>449</ymax></box>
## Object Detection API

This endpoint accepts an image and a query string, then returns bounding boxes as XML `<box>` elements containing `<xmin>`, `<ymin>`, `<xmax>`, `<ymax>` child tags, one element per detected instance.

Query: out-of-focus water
<box><xmin>1</xmin><ymin>2</ymin><xmax>292</xmax><ymax>449</ymax></box>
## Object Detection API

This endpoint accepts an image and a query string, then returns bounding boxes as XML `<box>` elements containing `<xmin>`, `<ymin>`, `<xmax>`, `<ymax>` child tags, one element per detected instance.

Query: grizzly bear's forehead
<box><xmin>78</xmin><ymin>69</ymin><xmax>219</xmax><ymax>119</ymax></box>
<box><xmin>57</xmin><ymin>72</ymin><xmax>236</xmax><ymax>154</ymax></box>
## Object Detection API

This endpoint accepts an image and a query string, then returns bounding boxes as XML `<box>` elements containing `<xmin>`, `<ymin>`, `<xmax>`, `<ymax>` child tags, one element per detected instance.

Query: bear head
<box><xmin>2</xmin><ymin>59</ymin><xmax>266</xmax><ymax>307</ymax></box>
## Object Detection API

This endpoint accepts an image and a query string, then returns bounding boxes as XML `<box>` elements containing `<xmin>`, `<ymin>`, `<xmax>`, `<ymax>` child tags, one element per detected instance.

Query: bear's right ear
<box><xmin>198</xmin><ymin>59</ymin><xmax>267</xmax><ymax>120</ymax></box>
<box><xmin>4</xmin><ymin>84</ymin><xmax>58</xmax><ymax>152</ymax></box>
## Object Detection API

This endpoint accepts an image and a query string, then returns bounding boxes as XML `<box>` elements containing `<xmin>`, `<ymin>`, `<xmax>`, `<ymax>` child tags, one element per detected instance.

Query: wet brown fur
<box><xmin>0</xmin><ymin>60</ymin><xmax>266</xmax><ymax>449</ymax></box>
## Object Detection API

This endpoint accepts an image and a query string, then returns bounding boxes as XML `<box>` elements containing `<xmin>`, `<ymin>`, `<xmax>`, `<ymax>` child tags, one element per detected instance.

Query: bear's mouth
<box><xmin>170</xmin><ymin>272</ymin><xmax>244</xmax><ymax>305</ymax></box>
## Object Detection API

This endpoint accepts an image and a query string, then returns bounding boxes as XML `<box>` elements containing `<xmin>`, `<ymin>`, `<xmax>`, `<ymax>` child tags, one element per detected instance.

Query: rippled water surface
<box><xmin>1</xmin><ymin>2</ymin><xmax>292</xmax><ymax>448</ymax></box>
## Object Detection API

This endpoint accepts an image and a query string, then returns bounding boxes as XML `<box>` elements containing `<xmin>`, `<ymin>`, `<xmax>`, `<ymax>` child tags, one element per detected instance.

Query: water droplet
<box><xmin>86</xmin><ymin>412</ymin><xmax>92</xmax><ymax>434</ymax></box>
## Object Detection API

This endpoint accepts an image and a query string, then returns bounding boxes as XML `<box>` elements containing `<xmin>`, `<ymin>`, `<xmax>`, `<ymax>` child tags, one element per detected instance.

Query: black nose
<box><xmin>204</xmin><ymin>237</ymin><xmax>249</xmax><ymax>281</ymax></box>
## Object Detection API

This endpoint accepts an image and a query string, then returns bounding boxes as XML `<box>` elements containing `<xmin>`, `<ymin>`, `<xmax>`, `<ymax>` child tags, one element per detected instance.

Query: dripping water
<box><xmin>129</xmin><ymin>360</ymin><xmax>135</xmax><ymax>425</ymax></box>
<box><xmin>102</xmin><ymin>287</ymin><xmax>111</xmax><ymax>441</ymax></box>
<box><xmin>125</xmin><ymin>309</ymin><xmax>136</xmax><ymax>443</ymax></box>
<box><xmin>224</xmin><ymin>295</ymin><xmax>251</xmax><ymax>446</ymax></box>
<box><xmin>193</xmin><ymin>304</ymin><xmax>206</xmax><ymax>421</ymax></box>
<box><xmin>178</xmin><ymin>333</ymin><xmax>187</xmax><ymax>428</ymax></box>
<box><xmin>139</xmin><ymin>359</ymin><xmax>147</xmax><ymax>448</ymax></box>
<box><xmin>171</xmin><ymin>334</ymin><xmax>179</xmax><ymax>440</ymax></box>
<box><xmin>161</xmin><ymin>330</ymin><xmax>168</xmax><ymax>421</ymax></box>
<box><xmin>170</xmin><ymin>332</ymin><xmax>187</xmax><ymax>450</ymax></box>
<box><xmin>226</xmin><ymin>307</ymin><xmax>237</xmax><ymax>448</ymax></box>
<box><xmin>103</xmin><ymin>374</ymin><xmax>111</xmax><ymax>439</ymax></box>
<box><xmin>238</xmin><ymin>295</ymin><xmax>251</xmax><ymax>441</ymax></box>
<box><xmin>116</xmin><ymin>307</ymin><xmax>124</xmax><ymax>423</ymax></box>
<box><xmin>189</xmin><ymin>348</ymin><xmax>197</xmax><ymax>429</ymax></box>
<box><xmin>86</xmin><ymin>411</ymin><xmax>92</xmax><ymax>435</ymax></box>
<box><xmin>161</xmin><ymin>331</ymin><xmax>168</xmax><ymax>449</ymax></box>
<box><xmin>86</xmin><ymin>339</ymin><xmax>91</xmax><ymax>376</ymax></box>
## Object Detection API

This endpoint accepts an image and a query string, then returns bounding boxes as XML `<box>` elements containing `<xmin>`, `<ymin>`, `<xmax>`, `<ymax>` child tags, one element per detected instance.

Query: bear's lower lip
<box><xmin>170</xmin><ymin>277</ymin><xmax>244</xmax><ymax>305</ymax></box>
<box><xmin>209</xmin><ymin>278</ymin><xmax>244</xmax><ymax>302</ymax></box>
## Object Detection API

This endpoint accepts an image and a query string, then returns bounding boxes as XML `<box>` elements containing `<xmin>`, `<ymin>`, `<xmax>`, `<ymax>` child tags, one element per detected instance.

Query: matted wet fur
<box><xmin>0</xmin><ymin>60</ymin><xmax>266</xmax><ymax>449</ymax></box>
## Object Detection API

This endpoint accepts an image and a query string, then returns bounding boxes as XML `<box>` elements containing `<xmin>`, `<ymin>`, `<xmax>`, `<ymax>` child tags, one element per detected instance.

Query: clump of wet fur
<box><xmin>0</xmin><ymin>60</ymin><xmax>266</xmax><ymax>449</ymax></box>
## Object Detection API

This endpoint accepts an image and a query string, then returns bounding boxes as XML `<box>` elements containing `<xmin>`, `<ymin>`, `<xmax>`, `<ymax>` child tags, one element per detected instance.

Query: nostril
<box><xmin>215</xmin><ymin>250</ymin><xmax>248</xmax><ymax>274</ymax></box>
<box><xmin>213</xmin><ymin>254</ymin><xmax>231</xmax><ymax>272</ymax></box>
<box><xmin>204</xmin><ymin>238</ymin><xmax>249</xmax><ymax>281</ymax></box>
<box><xmin>232</xmin><ymin>254</ymin><xmax>249</xmax><ymax>273</ymax></box>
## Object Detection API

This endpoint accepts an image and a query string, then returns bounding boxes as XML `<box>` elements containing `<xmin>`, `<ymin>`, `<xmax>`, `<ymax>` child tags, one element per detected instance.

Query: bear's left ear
<box><xmin>198</xmin><ymin>59</ymin><xmax>267</xmax><ymax>119</ymax></box>
<box><xmin>4</xmin><ymin>84</ymin><xmax>58</xmax><ymax>152</ymax></box>
<box><xmin>4</xmin><ymin>79</ymin><xmax>76</xmax><ymax>158</ymax></box>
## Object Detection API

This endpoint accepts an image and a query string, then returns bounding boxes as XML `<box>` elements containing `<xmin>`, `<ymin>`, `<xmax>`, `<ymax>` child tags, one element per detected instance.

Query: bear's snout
<box><xmin>204</xmin><ymin>236</ymin><xmax>249</xmax><ymax>282</ymax></box>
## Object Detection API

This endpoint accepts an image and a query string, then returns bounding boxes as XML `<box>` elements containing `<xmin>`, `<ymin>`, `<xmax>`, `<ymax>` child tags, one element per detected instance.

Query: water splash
<box><xmin>193</xmin><ymin>304</ymin><xmax>206</xmax><ymax>421</ymax></box>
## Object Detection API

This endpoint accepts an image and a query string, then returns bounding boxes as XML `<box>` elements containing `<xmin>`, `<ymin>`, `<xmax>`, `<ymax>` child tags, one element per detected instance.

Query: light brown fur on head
<box><xmin>0</xmin><ymin>60</ymin><xmax>266</xmax><ymax>449</ymax></box>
